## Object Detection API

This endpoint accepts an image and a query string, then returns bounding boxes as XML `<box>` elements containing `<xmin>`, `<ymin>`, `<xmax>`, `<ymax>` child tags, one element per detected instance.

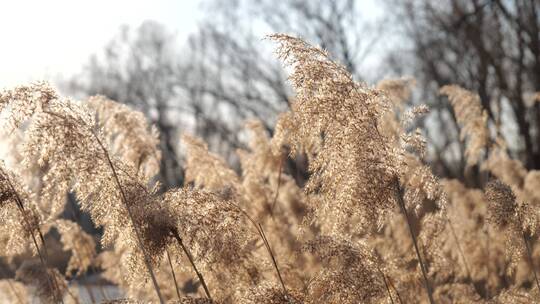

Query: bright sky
<box><xmin>0</xmin><ymin>0</ymin><xmax>201</xmax><ymax>88</ymax></box>
<box><xmin>0</xmin><ymin>0</ymin><xmax>385</xmax><ymax>90</ymax></box>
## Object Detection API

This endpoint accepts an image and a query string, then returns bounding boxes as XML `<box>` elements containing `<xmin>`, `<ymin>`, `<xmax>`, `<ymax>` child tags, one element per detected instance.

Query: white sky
<box><xmin>0</xmin><ymin>0</ymin><xmax>384</xmax><ymax>90</ymax></box>
<box><xmin>0</xmin><ymin>0</ymin><xmax>201</xmax><ymax>88</ymax></box>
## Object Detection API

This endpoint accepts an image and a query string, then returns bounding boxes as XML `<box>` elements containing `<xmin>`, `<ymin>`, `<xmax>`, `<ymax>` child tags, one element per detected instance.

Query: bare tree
<box><xmin>69</xmin><ymin>21</ymin><xmax>184</xmax><ymax>187</ymax></box>
<box><xmin>68</xmin><ymin>1</ymin><xmax>382</xmax><ymax>186</ymax></box>
<box><xmin>251</xmin><ymin>0</ymin><xmax>379</xmax><ymax>78</ymax></box>
<box><xmin>179</xmin><ymin>0</ymin><xmax>382</xmax><ymax>181</ymax></box>
<box><xmin>385</xmin><ymin>0</ymin><xmax>540</xmax><ymax>183</ymax></box>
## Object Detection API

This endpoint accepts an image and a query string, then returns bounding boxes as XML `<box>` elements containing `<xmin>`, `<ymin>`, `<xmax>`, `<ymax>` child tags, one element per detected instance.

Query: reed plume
<box><xmin>15</xmin><ymin>260</ymin><xmax>67</xmax><ymax>303</ymax></box>
<box><xmin>485</xmin><ymin>180</ymin><xmax>540</xmax><ymax>293</ymax></box>
<box><xmin>51</xmin><ymin>219</ymin><xmax>97</xmax><ymax>277</ymax></box>
<box><xmin>270</xmin><ymin>34</ymin><xmax>444</xmax><ymax>303</ymax></box>
<box><xmin>0</xmin><ymin>82</ymin><xmax>168</xmax><ymax>302</ymax></box>
<box><xmin>2</xmin><ymin>33</ymin><xmax>540</xmax><ymax>303</ymax></box>
<box><xmin>440</xmin><ymin>85</ymin><xmax>489</xmax><ymax>167</ymax></box>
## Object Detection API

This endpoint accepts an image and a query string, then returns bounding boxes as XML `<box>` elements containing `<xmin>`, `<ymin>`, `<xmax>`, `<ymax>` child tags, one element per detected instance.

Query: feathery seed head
<box><xmin>15</xmin><ymin>260</ymin><xmax>67</xmax><ymax>303</ymax></box>
<box><xmin>270</xmin><ymin>34</ymin><xmax>401</xmax><ymax>233</ymax></box>
<box><xmin>485</xmin><ymin>180</ymin><xmax>518</xmax><ymax>229</ymax></box>
<box><xmin>440</xmin><ymin>85</ymin><xmax>489</xmax><ymax>167</ymax></box>
<box><xmin>182</xmin><ymin>134</ymin><xmax>240</xmax><ymax>192</ymax></box>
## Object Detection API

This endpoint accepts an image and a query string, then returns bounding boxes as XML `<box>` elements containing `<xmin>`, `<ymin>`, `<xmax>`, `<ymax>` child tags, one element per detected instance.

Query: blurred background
<box><xmin>1</xmin><ymin>0</ymin><xmax>539</xmax><ymax>189</ymax></box>
<box><xmin>2</xmin><ymin>1</ymin><xmax>540</xmax><ymax>301</ymax></box>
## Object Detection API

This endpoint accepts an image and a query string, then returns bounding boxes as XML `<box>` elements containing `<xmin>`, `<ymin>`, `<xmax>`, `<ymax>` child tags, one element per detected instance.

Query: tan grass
<box><xmin>0</xmin><ymin>35</ymin><xmax>539</xmax><ymax>304</ymax></box>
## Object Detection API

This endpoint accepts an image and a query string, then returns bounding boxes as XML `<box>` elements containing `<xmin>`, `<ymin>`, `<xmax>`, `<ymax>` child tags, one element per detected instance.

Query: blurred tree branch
<box><xmin>385</xmin><ymin>0</ymin><xmax>540</xmax><ymax>185</ymax></box>
<box><xmin>68</xmin><ymin>0</ymin><xmax>380</xmax><ymax>188</ymax></box>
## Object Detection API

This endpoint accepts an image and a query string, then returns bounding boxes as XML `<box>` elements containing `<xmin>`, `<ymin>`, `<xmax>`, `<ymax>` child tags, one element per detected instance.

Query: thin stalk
<box><xmin>37</xmin><ymin>230</ymin><xmax>49</xmax><ymax>260</ymax></box>
<box><xmin>387</xmin><ymin>277</ymin><xmax>403</xmax><ymax>304</ymax></box>
<box><xmin>171</xmin><ymin>230</ymin><xmax>212</xmax><ymax>300</ymax></box>
<box><xmin>93</xmin><ymin>133</ymin><xmax>165</xmax><ymax>303</ymax></box>
<box><xmin>378</xmin><ymin>268</ymin><xmax>394</xmax><ymax>304</ymax></box>
<box><xmin>42</xmin><ymin>110</ymin><xmax>165</xmax><ymax>302</ymax></box>
<box><xmin>166</xmin><ymin>248</ymin><xmax>182</xmax><ymax>300</ymax></box>
<box><xmin>445</xmin><ymin>214</ymin><xmax>473</xmax><ymax>280</ymax></box>
<box><xmin>395</xmin><ymin>178</ymin><xmax>435</xmax><ymax>304</ymax></box>
<box><xmin>446</xmin><ymin>215</ymin><xmax>486</xmax><ymax>300</ymax></box>
<box><xmin>66</xmin><ymin>287</ymin><xmax>80</xmax><ymax>304</ymax></box>
<box><xmin>116</xmin><ymin>157</ymin><xmax>183</xmax><ymax>301</ymax></box>
<box><xmin>522</xmin><ymin>232</ymin><xmax>540</xmax><ymax>295</ymax></box>
<box><xmin>258</xmin><ymin>223</ymin><xmax>288</xmax><ymax>296</ymax></box>
<box><xmin>221</xmin><ymin>199</ymin><xmax>288</xmax><ymax>296</ymax></box>
<box><xmin>1</xmin><ymin>171</ymin><xmax>62</xmax><ymax>304</ymax></box>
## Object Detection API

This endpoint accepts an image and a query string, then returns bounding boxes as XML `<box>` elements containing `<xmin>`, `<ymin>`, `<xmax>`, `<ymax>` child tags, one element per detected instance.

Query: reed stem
<box><xmin>258</xmin><ymin>223</ymin><xmax>288</xmax><ymax>295</ymax></box>
<box><xmin>395</xmin><ymin>178</ymin><xmax>435</xmax><ymax>304</ymax></box>
<box><xmin>171</xmin><ymin>229</ymin><xmax>212</xmax><ymax>300</ymax></box>
<box><xmin>378</xmin><ymin>267</ymin><xmax>394</xmax><ymax>304</ymax></box>
<box><xmin>166</xmin><ymin>248</ymin><xmax>182</xmax><ymax>300</ymax></box>
<box><xmin>1</xmin><ymin>170</ymin><xmax>63</xmax><ymax>304</ymax></box>
<box><xmin>93</xmin><ymin>132</ymin><xmax>165</xmax><ymax>304</ymax></box>
<box><xmin>445</xmin><ymin>214</ymin><xmax>473</xmax><ymax>280</ymax></box>
<box><xmin>522</xmin><ymin>232</ymin><xmax>540</xmax><ymax>295</ymax></box>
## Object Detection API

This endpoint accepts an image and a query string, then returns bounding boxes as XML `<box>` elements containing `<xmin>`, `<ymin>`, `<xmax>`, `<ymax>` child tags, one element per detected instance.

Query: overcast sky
<box><xmin>0</xmin><ymin>0</ymin><xmax>202</xmax><ymax>88</ymax></box>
